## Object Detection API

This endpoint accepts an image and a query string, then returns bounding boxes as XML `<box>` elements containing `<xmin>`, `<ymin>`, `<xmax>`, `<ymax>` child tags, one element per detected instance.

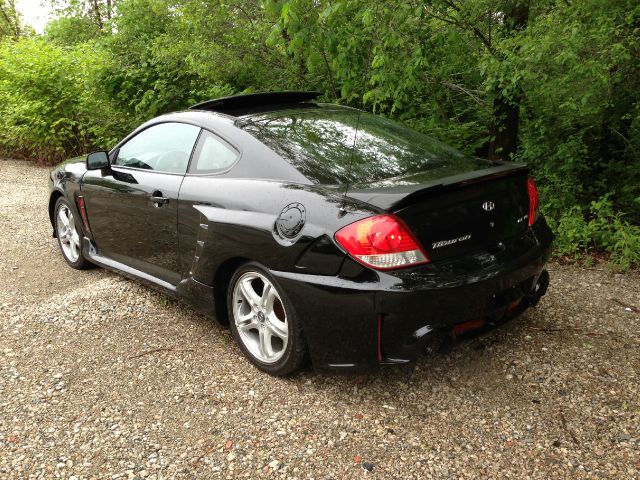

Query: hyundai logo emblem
<box><xmin>482</xmin><ymin>201</ymin><xmax>495</xmax><ymax>212</ymax></box>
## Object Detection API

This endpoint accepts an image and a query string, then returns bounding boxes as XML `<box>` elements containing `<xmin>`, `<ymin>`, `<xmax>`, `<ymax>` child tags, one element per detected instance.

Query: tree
<box><xmin>45</xmin><ymin>15</ymin><xmax>102</xmax><ymax>44</ymax></box>
<box><xmin>0</xmin><ymin>0</ymin><xmax>21</xmax><ymax>39</ymax></box>
<box><xmin>50</xmin><ymin>0</ymin><xmax>116</xmax><ymax>30</ymax></box>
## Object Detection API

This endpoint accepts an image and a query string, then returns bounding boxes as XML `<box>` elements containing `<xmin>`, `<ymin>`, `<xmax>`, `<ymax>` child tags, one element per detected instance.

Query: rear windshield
<box><xmin>239</xmin><ymin>107</ymin><xmax>482</xmax><ymax>185</ymax></box>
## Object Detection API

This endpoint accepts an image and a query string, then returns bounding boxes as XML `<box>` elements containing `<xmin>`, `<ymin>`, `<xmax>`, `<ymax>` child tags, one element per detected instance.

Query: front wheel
<box><xmin>54</xmin><ymin>197</ymin><xmax>91</xmax><ymax>270</ymax></box>
<box><xmin>227</xmin><ymin>262</ymin><xmax>307</xmax><ymax>376</ymax></box>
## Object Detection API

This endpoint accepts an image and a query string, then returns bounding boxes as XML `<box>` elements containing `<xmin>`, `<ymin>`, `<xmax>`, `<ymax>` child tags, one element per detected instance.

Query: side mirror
<box><xmin>86</xmin><ymin>151</ymin><xmax>110</xmax><ymax>170</ymax></box>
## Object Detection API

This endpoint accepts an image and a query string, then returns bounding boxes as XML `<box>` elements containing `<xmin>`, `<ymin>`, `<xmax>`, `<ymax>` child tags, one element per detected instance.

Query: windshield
<box><xmin>239</xmin><ymin>107</ymin><xmax>485</xmax><ymax>185</ymax></box>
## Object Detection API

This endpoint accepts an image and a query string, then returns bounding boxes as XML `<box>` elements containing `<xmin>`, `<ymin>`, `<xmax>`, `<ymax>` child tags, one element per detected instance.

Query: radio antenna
<box><xmin>340</xmin><ymin>109</ymin><xmax>362</xmax><ymax>214</ymax></box>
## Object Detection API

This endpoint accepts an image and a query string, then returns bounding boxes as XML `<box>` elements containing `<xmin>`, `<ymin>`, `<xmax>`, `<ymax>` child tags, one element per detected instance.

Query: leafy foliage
<box><xmin>552</xmin><ymin>196</ymin><xmax>640</xmax><ymax>270</ymax></box>
<box><xmin>0</xmin><ymin>0</ymin><xmax>638</xmax><ymax>267</ymax></box>
<box><xmin>0</xmin><ymin>0</ymin><xmax>21</xmax><ymax>39</ymax></box>
<box><xmin>44</xmin><ymin>16</ymin><xmax>102</xmax><ymax>45</ymax></box>
<box><xmin>0</xmin><ymin>38</ymin><xmax>121</xmax><ymax>162</ymax></box>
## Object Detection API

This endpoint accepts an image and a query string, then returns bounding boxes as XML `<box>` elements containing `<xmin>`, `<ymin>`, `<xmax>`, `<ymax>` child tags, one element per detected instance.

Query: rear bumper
<box><xmin>378</xmin><ymin>268</ymin><xmax>549</xmax><ymax>365</ymax></box>
<box><xmin>272</xmin><ymin>219</ymin><xmax>553</xmax><ymax>372</ymax></box>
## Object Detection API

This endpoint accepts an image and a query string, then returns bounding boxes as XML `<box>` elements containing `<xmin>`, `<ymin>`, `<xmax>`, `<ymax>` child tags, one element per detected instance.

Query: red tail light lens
<box><xmin>335</xmin><ymin>215</ymin><xmax>429</xmax><ymax>270</ymax></box>
<box><xmin>527</xmin><ymin>177</ymin><xmax>539</xmax><ymax>227</ymax></box>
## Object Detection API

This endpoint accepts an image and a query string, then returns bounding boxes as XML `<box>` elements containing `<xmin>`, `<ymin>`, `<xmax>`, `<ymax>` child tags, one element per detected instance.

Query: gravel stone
<box><xmin>362</xmin><ymin>461</ymin><xmax>375</xmax><ymax>472</ymax></box>
<box><xmin>1</xmin><ymin>159</ymin><xmax>639</xmax><ymax>479</ymax></box>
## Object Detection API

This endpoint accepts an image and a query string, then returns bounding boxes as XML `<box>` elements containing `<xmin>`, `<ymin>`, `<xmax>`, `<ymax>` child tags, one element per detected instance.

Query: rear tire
<box><xmin>227</xmin><ymin>262</ymin><xmax>307</xmax><ymax>376</ymax></box>
<box><xmin>54</xmin><ymin>197</ymin><xmax>91</xmax><ymax>270</ymax></box>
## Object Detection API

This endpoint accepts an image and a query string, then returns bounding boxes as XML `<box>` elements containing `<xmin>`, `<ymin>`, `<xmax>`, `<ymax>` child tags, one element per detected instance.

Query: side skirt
<box><xmin>82</xmin><ymin>238</ymin><xmax>216</xmax><ymax>316</ymax></box>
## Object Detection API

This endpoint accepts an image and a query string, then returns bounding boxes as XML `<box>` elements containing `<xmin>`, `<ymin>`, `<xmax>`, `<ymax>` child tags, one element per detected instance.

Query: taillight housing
<box><xmin>527</xmin><ymin>177</ymin><xmax>539</xmax><ymax>226</ymax></box>
<box><xmin>335</xmin><ymin>214</ymin><xmax>429</xmax><ymax>270</ymax></box>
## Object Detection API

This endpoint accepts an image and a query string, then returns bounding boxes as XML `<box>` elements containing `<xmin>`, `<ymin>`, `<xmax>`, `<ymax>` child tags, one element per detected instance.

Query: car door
<box><xmin>82</xmin><ymin>122</ymin><xmax>201</xmax><ymax>284</ymax></box>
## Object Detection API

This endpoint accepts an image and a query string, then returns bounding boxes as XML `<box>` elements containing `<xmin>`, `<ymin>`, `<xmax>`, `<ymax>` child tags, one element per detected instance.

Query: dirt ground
<box><xmin>1</xmin><ymin>159</ymin><xmax>639</xmax><ymax>479</ymax></box>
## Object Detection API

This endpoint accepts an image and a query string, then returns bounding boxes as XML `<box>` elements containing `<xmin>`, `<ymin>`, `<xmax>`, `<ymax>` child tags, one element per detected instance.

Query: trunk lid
<box><xmin>346</xmin><ymin>164</ymin><xmax>531</xmax><ymax>261</ymax></box>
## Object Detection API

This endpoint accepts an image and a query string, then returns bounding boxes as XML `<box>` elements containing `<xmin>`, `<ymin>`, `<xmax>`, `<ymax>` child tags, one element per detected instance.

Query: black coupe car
<box><xmin>48</xmin><ymin>91</ymin><xmax>552</xmax><ymax>375</ymax></box>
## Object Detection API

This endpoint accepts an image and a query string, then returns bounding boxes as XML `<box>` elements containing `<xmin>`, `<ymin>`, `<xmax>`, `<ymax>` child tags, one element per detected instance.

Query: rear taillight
<box><xmin>527</xmin><ymin>177</ymin><xmax>539</xmax><ymax>227</ymax></box>
<box><xmin>334</xmin><ymin>214</ymin><xmax>429</xmax><ymax>270</ymax></box>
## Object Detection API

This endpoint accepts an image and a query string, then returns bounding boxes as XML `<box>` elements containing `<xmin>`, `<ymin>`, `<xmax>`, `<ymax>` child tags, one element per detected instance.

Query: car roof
<box><xmin>134</xmin><ymin>110</ymin><xmax>311</xmax><ymax>184</ymax></box>
<box><xmin>125</xmin><ymin>101</ymin><xmax>363</xmax><ymax>184</ymax></box>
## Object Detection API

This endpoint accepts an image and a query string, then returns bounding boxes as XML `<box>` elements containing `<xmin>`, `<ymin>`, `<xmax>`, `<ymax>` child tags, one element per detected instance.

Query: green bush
<box><xmin>551</xmin><ymin>196</ymin><xmax>640</xmax><ymax>269</ymax></box>
<box><xmin>0</xmin><ymin>38</ymin><xmax>124</xmax><ymax>163</ymax></box>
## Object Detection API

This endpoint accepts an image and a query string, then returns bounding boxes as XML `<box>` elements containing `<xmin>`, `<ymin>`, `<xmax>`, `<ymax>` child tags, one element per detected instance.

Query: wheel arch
<box><xmin>48</xmin><ymin>190</ymin><xmax>64</xmax><ymax>232</ymax></box>
<box><xmin>212</xmin><ymin>256</ymin><xmax>251</xmax><ymax>325</ymax></box>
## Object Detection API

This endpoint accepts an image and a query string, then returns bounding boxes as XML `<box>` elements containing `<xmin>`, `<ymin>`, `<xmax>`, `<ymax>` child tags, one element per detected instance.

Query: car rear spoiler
<box><xmin>189</xmin><ymin>91</ymin><xmax>322</xmax><ymax>116</ymax></box>
<box><xmin>344</xmin><ymin>163</ymin><xmax>529</xmax><ymax>211</ymax></box>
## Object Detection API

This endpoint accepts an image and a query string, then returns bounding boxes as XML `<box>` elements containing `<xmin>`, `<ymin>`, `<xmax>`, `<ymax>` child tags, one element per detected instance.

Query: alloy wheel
<box><xmin>231</xmin><ymin>271</ymin><xmax>289</xmax><ymax>364</ymax></box>
<box><xmin>56</xmin><ymin>204</ymin><xmax>81</xmax><ymax>263</ymax></box>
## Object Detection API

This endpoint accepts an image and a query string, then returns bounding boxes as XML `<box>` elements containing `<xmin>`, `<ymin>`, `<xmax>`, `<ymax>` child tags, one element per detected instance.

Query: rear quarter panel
<box><xmin>176</xmin><ymin>177</ymin><xmax>380</xmax><ymax>285</ymax></box>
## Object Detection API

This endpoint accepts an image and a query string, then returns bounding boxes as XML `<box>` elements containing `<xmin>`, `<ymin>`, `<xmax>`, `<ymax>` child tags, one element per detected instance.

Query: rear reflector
<box><xmin>453</xmin><ymin>318</ymin><xmax>486</xmax><ymax>335</ymax></box>
<box><xmin>506</xmin><ymin>298</ymin><xmax>522</xmax><ymax>316</ymax></box>
<box><xmin>377</xmin><ymin>314</ymin><xmax>383</xmax><ymax>362</ymax></box>
<box><xmin>335</xmin><ymin>214</ymin><xmax>429</xmax><ymax>270</ymax></box>
<box><xmin>527</xmin><ymin>177</ymin><xmax>539</xmax><ymax>226</ymax></box>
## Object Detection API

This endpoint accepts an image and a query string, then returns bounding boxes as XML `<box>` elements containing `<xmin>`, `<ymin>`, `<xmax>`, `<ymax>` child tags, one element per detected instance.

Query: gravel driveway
<box><xmin>1</xmin><ymin>159</ymin><xmax>639</xmax><ymax>479</ymax></box>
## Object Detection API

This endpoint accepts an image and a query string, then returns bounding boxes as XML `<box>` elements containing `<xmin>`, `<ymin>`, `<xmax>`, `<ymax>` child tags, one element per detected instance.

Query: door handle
<box><xmin>151</xmin><ymin>191</ymin><xmax>169</xmax><ymax>207</ymax></box>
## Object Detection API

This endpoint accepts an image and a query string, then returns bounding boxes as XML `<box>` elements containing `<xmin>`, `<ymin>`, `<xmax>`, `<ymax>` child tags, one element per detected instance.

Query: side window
<box><xmin>115</xmin><ymin>123</ymin><xmax>201</xmax><ymax>174</ymax></box>
<box><xmin>189</xmin><ymin>130</ymin><xmax>239</xmax><ymax>174</ymax></box>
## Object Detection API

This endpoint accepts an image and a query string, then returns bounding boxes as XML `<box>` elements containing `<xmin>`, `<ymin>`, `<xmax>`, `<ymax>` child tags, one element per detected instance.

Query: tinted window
<box><xmin>115</xmin><ymin>123</ymin><xmax>201</xmax><ymax>174</ymax></box>
<box><xmin>240</xmin><ymin>108</ymin><xmax>482</xmax><ymax>184</ymax></box>
<box><xmin>190</xmin><ymin>130</ymin><xmax>239</xmax><ymax>173</ymax></box>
